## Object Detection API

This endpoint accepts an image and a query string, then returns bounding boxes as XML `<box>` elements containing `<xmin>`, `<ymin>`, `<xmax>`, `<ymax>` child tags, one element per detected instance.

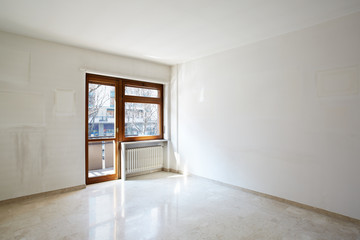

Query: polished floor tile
<box><xmin>0</xmin><ymin>172</ymin><xmax>359</xmax><ymax>240</ymax></box>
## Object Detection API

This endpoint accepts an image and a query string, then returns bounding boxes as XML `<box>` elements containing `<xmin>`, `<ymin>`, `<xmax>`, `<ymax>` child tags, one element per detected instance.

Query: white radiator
<box><xmin>125</xmin><ymin>146</ymin><xmax>163</xmax><ymax>174</ymax></box>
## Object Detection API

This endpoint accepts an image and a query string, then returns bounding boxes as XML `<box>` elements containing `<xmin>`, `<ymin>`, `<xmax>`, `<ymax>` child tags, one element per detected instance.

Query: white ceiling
<box><xmin>0</xmin><ymin>0</ymin><xmax>360</xmax><ymax>65</ymax></box>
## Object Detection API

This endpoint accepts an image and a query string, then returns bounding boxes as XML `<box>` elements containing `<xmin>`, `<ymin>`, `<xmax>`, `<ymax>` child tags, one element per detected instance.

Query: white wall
<box><xmin>0</xmin><ymin>31</ymin><xmax>170</xmax><ymax>201</ymax></box>
<box><xmin>172</xmin><ymin>12</ymin><xmax>360</xmax><ymax>219</ymax></box>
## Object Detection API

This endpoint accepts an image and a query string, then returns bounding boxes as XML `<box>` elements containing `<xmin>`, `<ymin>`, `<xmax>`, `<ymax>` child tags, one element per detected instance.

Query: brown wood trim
<box><xmin>123</xmin><ymin>96</ymin><xmax>162</xmax><ymax>104</ymax></box>
<box><xmin>117</xmin><ymin>80</ymin><xmax>123</xmax><ymax>179</ymax></box>
<box><xmin>86</xmin><ymin>73</ymin><xmax>119</xmax><ymax>185</ymax></box>
<box><xmin>85</xmin><ymin>76</ymin><xmax>89</xmax><ymax>183</ymax></box>
<box><xmin>159</xmin><ymin>84</ymin><xmax>164</xmax><ymax>140</ymax></box>
<box><xmin>88</xmin><ymin>138</ymin><xmax>116</xmax><ymax>142</ymax></box>
<box><xmin>86</xmin><ymin>174</ymin><xmax>119</xmax><ymax>184</ymax></box>
<box><xmin>123</xmin><ymin>135</ymin><xmax>163</xmax><ymax>142</ymax></box>
<box><xmin>123</xmin><ymin>79</ymin><xmax>162</xmax><ymax>89</ymax></box>
<box><xmin>122</xmin><ymin>81</ymin><xmax>164</xmax><ymax>142</ymax></box>
<box><xmin>87</xmin><ymin>73</ymin><xmax>119</xmax><ymax>85</ymax></box>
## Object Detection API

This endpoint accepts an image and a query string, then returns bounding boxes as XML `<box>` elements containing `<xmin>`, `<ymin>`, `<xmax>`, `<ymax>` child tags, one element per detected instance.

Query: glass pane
<box><xmin>125</xmin><ymin>86</ymin><xmax>159</xmax><ymax>98</ymax></box>
<box><xmin>88</xmin><ymin>84</ymin><xmax>115</xmax><ymax>139</ymax></box>
<box><xmin>88</xmin><ymin>141</ymin><xmax>115</xmax><ymax>178</ymax></box>
<box><xmin>125</xmin><ymin>102</ymin><xmax>159</xmax><ymax>137</ymax></box>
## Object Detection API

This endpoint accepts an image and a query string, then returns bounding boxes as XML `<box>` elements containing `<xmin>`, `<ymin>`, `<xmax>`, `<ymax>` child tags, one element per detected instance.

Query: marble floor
<box><xmin>0</xmin><ymin>172</ymin><xmax>359</xmax><ymax>240</ymax></box>
<box><xmin>88</xmin><ymin>167</ymin><xmax>115</xmax><ymax>178</ymax></box>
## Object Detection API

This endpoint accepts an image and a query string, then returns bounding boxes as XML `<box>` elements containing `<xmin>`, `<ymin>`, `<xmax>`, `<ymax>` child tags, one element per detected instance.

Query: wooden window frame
<box><xmin>122</xmin><ymin>79</ymin><xmax>164</xmax><ymax>142</ymax></box>
<box><xmin>85</xmin><ymin>74</ymin><xmax>164</xmax><ymax>184</ymax></box>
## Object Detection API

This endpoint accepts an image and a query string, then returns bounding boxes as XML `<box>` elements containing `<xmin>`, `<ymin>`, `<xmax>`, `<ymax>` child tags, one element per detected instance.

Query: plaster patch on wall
<box><xmin>0</xmin><ymin>91</ymin><xmax>44</xmax><ymax>127</ymax></box>
<box><xmin>316</xmin><ymin>66</ymin><xmax>359</xmax><ymax>97</ymax></box>
<box><xmin>0</xmin><ymin>47</ymin><xmax>30</xmax><ymax>84</ymax></box>
<box><xmin>12</xmin><ymin>127</ymin><xmax>47</xmax><ymax>184</ymax></box>
<box><xmin>54</xmin><ymin>89</ymin><xmax>76</xmax><ymax>116</ymax></box>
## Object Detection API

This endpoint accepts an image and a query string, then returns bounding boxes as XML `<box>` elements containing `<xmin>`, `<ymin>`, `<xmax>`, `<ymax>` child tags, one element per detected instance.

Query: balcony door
<box><xmin>85</xmin><ymin>73</ymin><xmax>164</xmax><ymax>184</ymax></box>
<box><xmin>86</xmin><ymin>75</ymin><xmax>120</xmax><ymax>184</ymax></box>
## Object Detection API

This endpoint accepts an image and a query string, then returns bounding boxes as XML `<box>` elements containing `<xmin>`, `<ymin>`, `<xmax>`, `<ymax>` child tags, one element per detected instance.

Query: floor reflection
<box><xmin>1</xmin><ymin>172</ymin><xmax>359</xmax><ymax>240</ymax></box>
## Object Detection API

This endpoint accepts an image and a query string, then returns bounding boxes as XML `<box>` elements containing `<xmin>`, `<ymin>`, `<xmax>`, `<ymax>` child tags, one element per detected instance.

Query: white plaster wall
<box><xmin>0</xmin><ymin>31</ymin><xmax>170</xmax><ymax>201</ymax></box>
<box><xmin>173</xmin><ymin>12</ymin><xmax>360</xmax><ymax>219</ymax></box>
<box><xmin>169</xmin><ymin>66</ymin><xmax>179</xmax><ymax>171</ymax></box>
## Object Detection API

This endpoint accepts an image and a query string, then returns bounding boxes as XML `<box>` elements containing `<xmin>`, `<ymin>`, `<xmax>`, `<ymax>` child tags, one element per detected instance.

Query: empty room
<box><xmin>0</xmin><ymin>0</ymin><xmax>360</xmax><ymax>239</ymax></box>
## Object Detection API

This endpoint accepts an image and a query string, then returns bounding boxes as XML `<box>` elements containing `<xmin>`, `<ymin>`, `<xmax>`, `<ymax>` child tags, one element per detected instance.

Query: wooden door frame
<box><xmin>85</xmin><ymin>74</ymin><xmax>120</xmax><ymax>184</ymax></box>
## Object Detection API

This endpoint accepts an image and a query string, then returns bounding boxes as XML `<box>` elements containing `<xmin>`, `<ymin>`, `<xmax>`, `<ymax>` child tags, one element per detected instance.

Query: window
<box><xmin>86</xmin><ymin>74</ymin><xmax>163</xmax><ymax>184</ymax></box>
<box><xmin>88</xmin><ymin>83</ymin><xmax>116</xmax><ymax>139</ymax></box>
<box><xmin>125</xmin><ymin>102</ymin><xmax>159</xmax><ymax>137</ymax></box>
<box><xmin>87</xmin><ymin>75</ymin><xmax>163</xmax><ymax>142</ymax></box>
<box><xmin>122</xmin><ymin>80</ymin><xmax>163</xmax><ymax>141</ymax></box>
<box><xmin>125</xmin><ymin>86</ymin><xmax>159</xmax><ymax>98</ymax></box>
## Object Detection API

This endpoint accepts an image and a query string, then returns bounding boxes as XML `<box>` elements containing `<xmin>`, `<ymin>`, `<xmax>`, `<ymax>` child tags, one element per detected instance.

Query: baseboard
<box><xmin>0</xmin><ymin>184</ymin><xmax>86</xmax><ymax>205</ymax></box>
<box><xmin>189</xmin><ymin>173</ymin><xmax>360</xmax><ymax>225</ymax></box>
<box><xmin>127</xmin><ymin>168</ymin><xmax>181</xmax><ymax>178</ymax></box>
<box><xmin>127</xmin><ymin>168</ymin><xmax>163</xmax><ymax>178</ymax></box>
<box><xmin>163</xmin><ymin>168</ymin><xmax>182</xmax><ymax>174</ymax></box>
